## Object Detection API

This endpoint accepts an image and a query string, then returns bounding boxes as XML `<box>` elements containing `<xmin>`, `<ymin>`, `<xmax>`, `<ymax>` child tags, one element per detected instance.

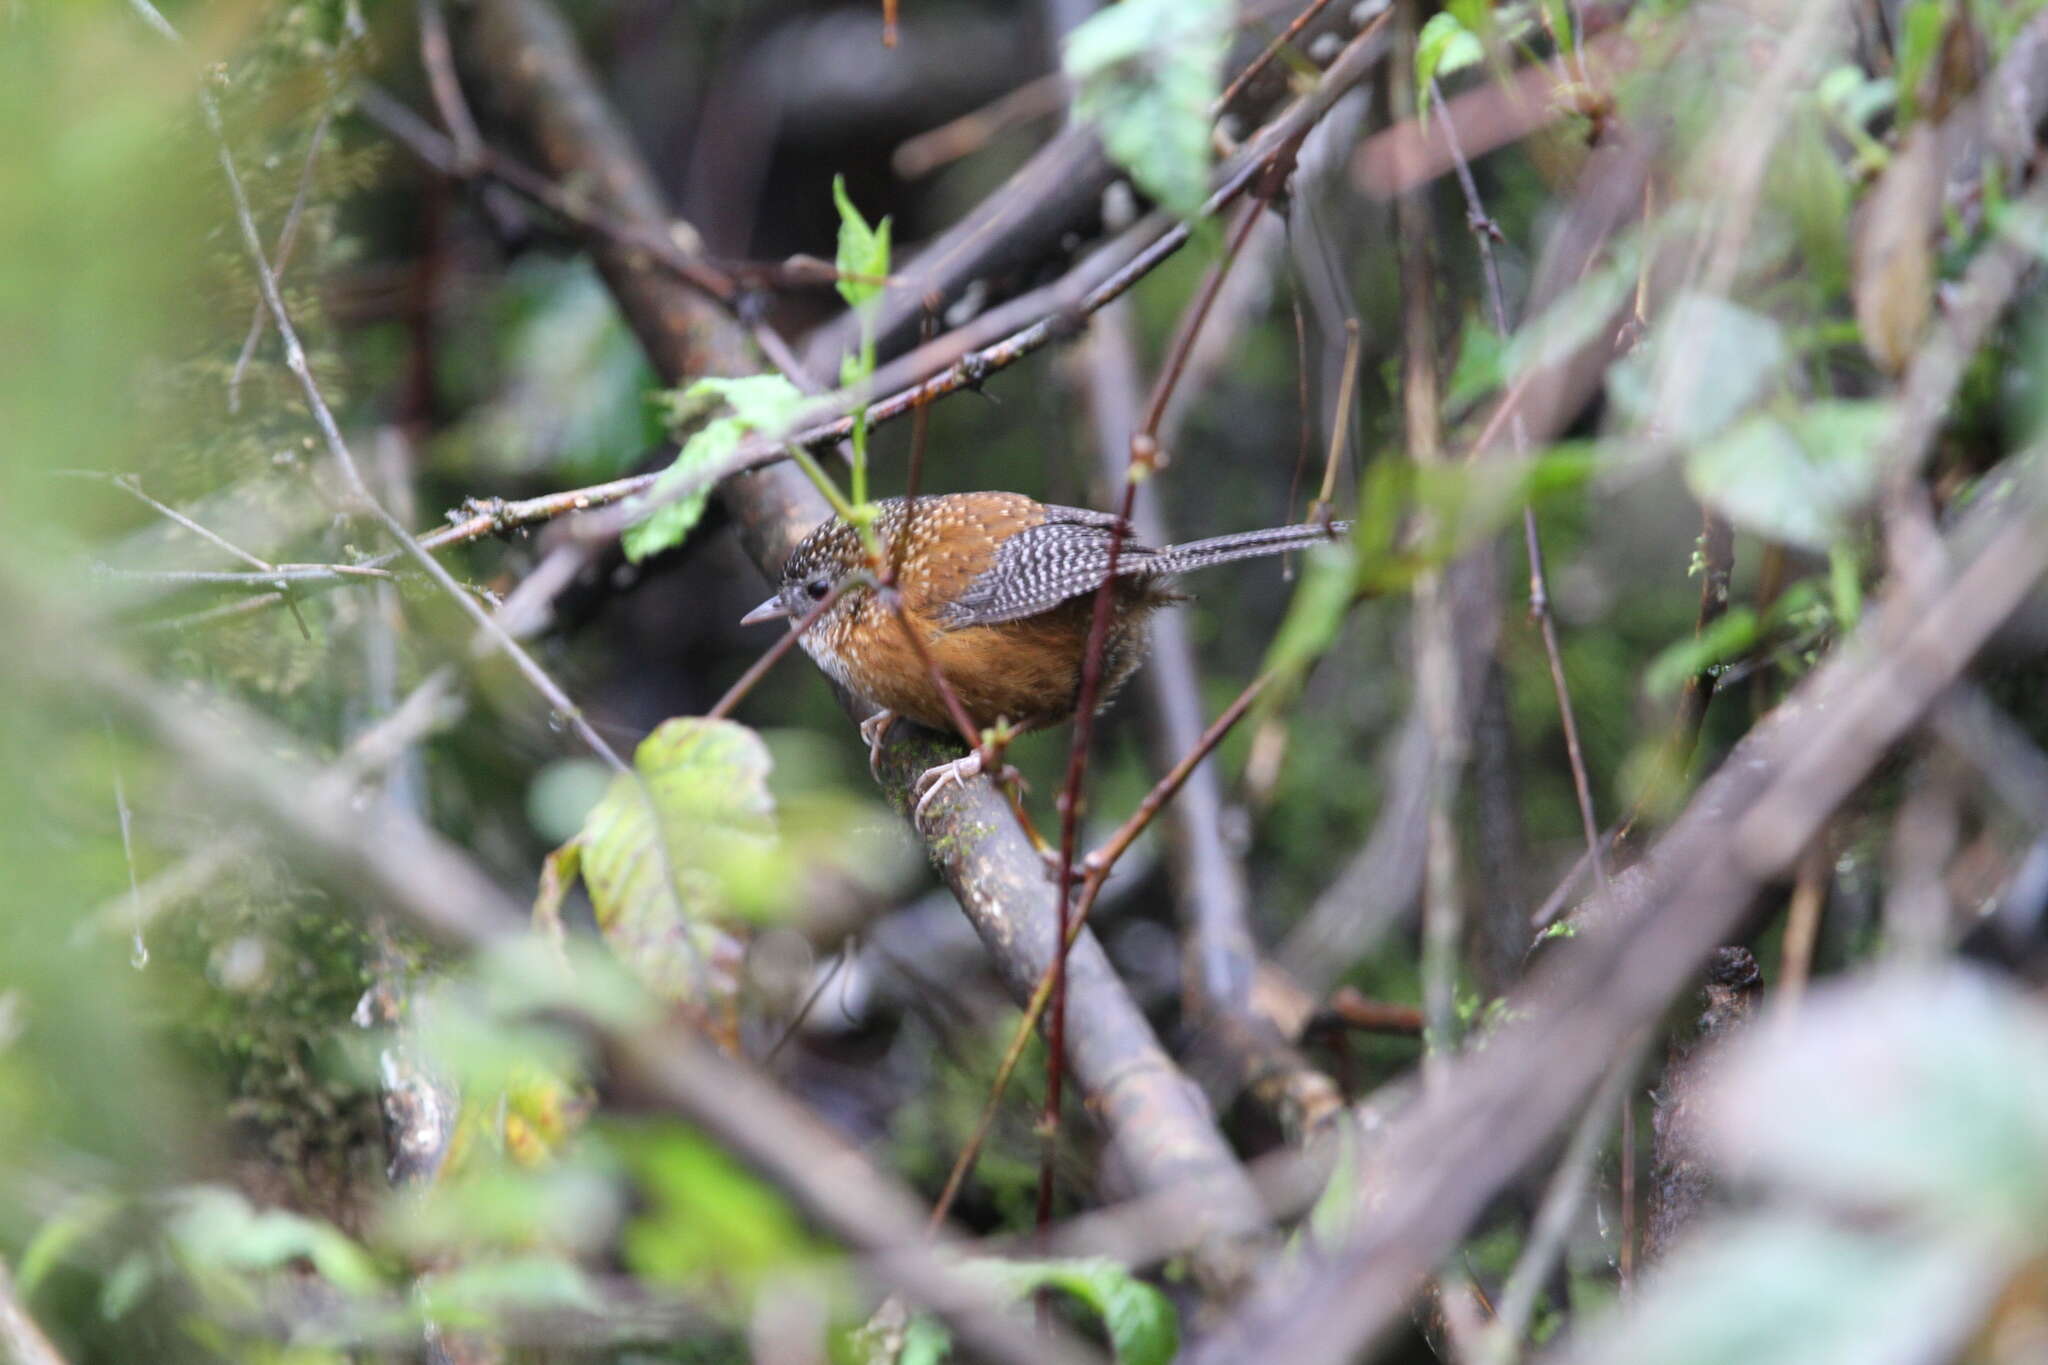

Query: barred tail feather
<box><xmin>1145</xmin><ymin>521</ymin><xmax>1351</xmax><ymax>576</ymax></box>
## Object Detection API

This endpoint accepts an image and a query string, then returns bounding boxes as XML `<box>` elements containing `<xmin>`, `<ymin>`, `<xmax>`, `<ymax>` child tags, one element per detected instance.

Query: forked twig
<box><xmin>228</xmin><ymin>109</ymin><xmax>334</xmax><ymax>414</ymax></box>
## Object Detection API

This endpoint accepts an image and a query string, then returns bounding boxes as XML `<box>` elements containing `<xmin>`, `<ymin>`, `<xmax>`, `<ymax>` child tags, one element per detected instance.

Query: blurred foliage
<box><xmin>9</xmin><ymin>0</ymin><xmax>2048</xmax><ymax>1361</ymax></box>
<box><xmin>1575</xmin><ymin>971</ymin><xmax>2048</xmax><ymax>1365</ymax></box>
<box><xmin>1066</xmin><ymin>0</ymin><xmax>1231</xmax><ymax>219</ymax></box>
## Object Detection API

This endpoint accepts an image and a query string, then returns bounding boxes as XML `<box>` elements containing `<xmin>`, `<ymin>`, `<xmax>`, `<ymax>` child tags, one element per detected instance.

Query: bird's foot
<box><xmin>858</xmin><ymin>709</ymin><xmax>899</xmax><ymax>778</ymax></box>
<box><xmin>911</xmin><ymin>751</ymin><xmax>984</xmax><ymax>821</ymax></box>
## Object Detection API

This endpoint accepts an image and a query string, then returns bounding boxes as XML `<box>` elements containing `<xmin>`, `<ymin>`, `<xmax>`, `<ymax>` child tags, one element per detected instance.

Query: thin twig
<box><xmin>1479</xmin><ymin>1042</ymin><xmax>1642</xmax><ymax>1362</ymax></box>
<box><xmin>932</xmin><ymin>671</ymin><xmax>1273</xmax><ymax>1230</ymax></box>
<box><xmin>706</xmin><ymin>584</ymin><xmax>848</xmax><ymax>721</ymax></box>
<box><xmin>98</xmin><ymin>563</ymin><xmax>395</xmax><ymax>588</ymax></box>
<box><xmin>417</xmin><ymin>0</ymin><xmax>484</xmax><ymax>173</ymax></box>
<box><xmin>104</xmin><ymin>720</ymin><xmax>148</xmax><ymax>969</ymax></box>
<box><xmin>1430</xmin><ymin>81</ymin><xmax>1613</xmax><ymax>920</ymax></box>
<box><xmin>77</xmin><ymin>472</ymin><xmax>273</xmax><ymax>571</ymax></box>
<box><xmin>1313</xmin><ymin>988</ymin><xmax>1423</xmax><ymax>1036</ymax></box>
<box><xmin>763</xmin><ymin>948</ymin><xmax>851</xmax><ymax>1065</ymax></box>
<box><xmin>228</xmin><ymin>108</ymin><xmax>334</xmax><ymax>414</ymax></box>
<box><xmin>1217</xmin><ymin>0</ymin><xmax>1348</xmax><ymax>115</ymax></box>
<box><xmin>199</xmin><ymin>88</ymin><xmax>627</xmax><ymax>773</ymax></box>
<box><xmin>1311</xmin><ymin>319</ymin><xmax>1360</xmax><ymax>520</ymax></box>
<box><xmin>893</xmin><ymin>74</ymin><xmax>1067</xmax><ymax>179</ymax></box>
<box><xmin>1776</xmin><ymin>843</ymin><xmax>1829</xmax><ymax>1015</ymax></box>
<box><xmin>1433</xmin><ymin>62</ymin><xmax>1625</xmax><ymax>1310</ymax></box>
<box><xmin>1039</xmin><ymin>193</ymin><xmax>1274</xmax><ymax>1232</ymax></box>
<box><xmin>123</xmin><ymin>0</ymin><xmax>179</xmax><ymax>42</ymax></box>
<box><xmin>355</xmin><ymin>85</ymin><xmax>738</xmax><ymax>304</ymax></box>
<box><xmin>1396</xmin><ymin>43</ymin><xmax>1463</xmax><ymax>1082</ymax></box>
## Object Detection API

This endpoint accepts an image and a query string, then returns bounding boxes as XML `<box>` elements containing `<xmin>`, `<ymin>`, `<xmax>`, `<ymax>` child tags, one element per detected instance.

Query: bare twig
<box><xmin>98</xmin><ymin>563</ymin><xmax>395</xmax><ymax>589</ymax></box>
<box><xmin>123</xmin><ymin>0</ymin><xmax>178</xmax><ymax>43</ymax></box>
<box><xmin>103</xmin><ymin>720</ymin><xmax>148</xmax><ymax>969</ymax></box>
<box><xmin>228</xmin><ymin>109</ymin><xmax>334</xmax><ymax>414</ymax></box>
<box><xmin>1039</xmin><ymin>194</ymin><xmax>1274</xmax><ymax>1231</ymax></box>
<box><xmin>892</xmin><ymin>73</ymin><xmax>1067</xmax><ymax>179</ymax></box>
<box><xmin>417</xmin><ymin>0</ymin><xmax>483</xmax><ymax>173</ymax></box>
<box><xmin>355</xmin><ymin>84</ymin><xmax>738</xmax><ymax>305</ymax></box>
<box><xmin>1776</xmin><ymin>844</ymin><xmax>1830</xmax><ymax>1014</ymax></box>
<box><xmin>1479</xmin><ymin>1043</ymin><xmax>1642</xmax><ymax>1363</ymax></box>
<box><xmin>1430</xmin><ymin>80</ymin><xmax>1613</xmax><ymax>922</ymax></box>
<box><xmin>1396</xmin><ymin>56</ymin><xmax>1463</xmax><ymax>1077</ymax></box>
<box><xmin>200</xmin><ymin>88</ymin><xmax>627</xmax><ymax>772</ymax></box>
<box><xmin>75</xmin><ymin>472</ymin><xmax>271</xmax><ymax>572</ymax></box>
<box><xmin>1217</xmin><ymin>0</ymin><xmax>1347</xmax><ymax>115</ymax></box>
<box><xmin>706</xmin><ymin>584</ymin><xmax>848</xmax><ymax>721</ymax></box>
<box><xmin>1313</xmin><ymin>988</ymin><xmax>1423</xmax><ymax>1036</ymax></box>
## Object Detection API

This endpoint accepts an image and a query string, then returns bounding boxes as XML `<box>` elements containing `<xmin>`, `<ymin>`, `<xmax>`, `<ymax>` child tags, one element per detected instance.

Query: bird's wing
<box><xmin>940</xmin><ymin>507</ymin><xmax>1160</xmax><ymax>627</ymax></box>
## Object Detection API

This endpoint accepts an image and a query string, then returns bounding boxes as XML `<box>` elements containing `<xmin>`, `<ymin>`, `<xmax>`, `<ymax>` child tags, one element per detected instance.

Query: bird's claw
<box><xmin>911</xmin><ymin>751</ymin><xmax>984</xmax><ymax>821</ymax></box>
<box><xmin>859</xmin><ymin>710</ymin><xmax>899</xmax><ymax>779</ymax></box>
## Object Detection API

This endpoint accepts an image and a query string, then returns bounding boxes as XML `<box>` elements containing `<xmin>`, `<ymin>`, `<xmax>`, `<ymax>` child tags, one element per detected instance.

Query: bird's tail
<box><xmin>1148</xmin><ymin>520</ymin><xmax>1350</xmax><ymax>576</ymax></box>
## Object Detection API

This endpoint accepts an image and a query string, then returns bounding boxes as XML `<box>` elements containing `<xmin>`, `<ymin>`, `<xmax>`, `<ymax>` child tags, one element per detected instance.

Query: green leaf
<box><xmin>167</xmin><ymin>1186</ymin><xmax>383</xmax><ymax>1297</ymax></box>
<box><xmin>15</xmin><ymin>1194</ymin><xmax>120</xmax><ymax>1297</ymax></box>
<box><xmin>1503</xmin><ymin>248</ymin><xmax>1639</xmax><ymax>382</ymax></box>
<box><xmin>1540</xmin><ymin>0</ymin><xmax>1574</xmax><ymax>53</ymax></box>
<box><xmin>1302</xmin><ymin>1122</ymin><xmax>1360</xmax><ymax>1251</ymax></box>
<box><xmin>1643</xmin><ymin>607</ymin><xmax>1758</xmax><ymax>699</ymax></box>
<box><xmin>1607</xmin><ymin>292</ymin><xmax>1791</xmax><ymax>448</ymax></box>
<box><xmin>1065</xmin><ymin>0</ymin><xmax>1231</xmax><ymax>219</ymax></box>
<box><xmin>1683</xmin><ymin>400</ymin><xmax>1892</xmax><ymax>550</ymax></box>
<box><xmin>98</xmin><ymin>1250</ymin><xmax>154</xmax><ymax>1322</ymax></box>
<box><xmin>681</xmin><ymin>373</ymin><xmax>809</xmax><ymax>432</ymax></box>
<box><xmin>832</xmin><ymin>175</ymin><xmax>891</xmax><ymax>310</ymax></box>
<box><xmin>569</xmin><ymin>718</ymin><xmax>777</xmax><ymax>1002</ymax></box>
<box><xmin>1416</xmin><ymin>12</ymin><xmax>1483</xmax><ymax>108</ymax></box>
<box><xmin>611</xmin><ymin>1121</ymin><xmax>823</xmax><ymax>1290</ymax></box>
<box><xmin>623</xmin><ymin>374</ymin><xmax>805</xmax><ymax>562</ymax></box>
<box><xmin>1445</xmin><ymin>310</ymin><xmax>1505</xmax><ymax>413</ymax></box>
<box><xmin>415</xmin><ymin>1255</ymin><xmax>605</xmax><ymax>1328</ymax></box>
<box><xmin>898</xmin><ymin>1312</ymin><xmax>954</xmax><ymax>1365</ymax></box>
<box><xmin>969</xmin><ymin>1257</ymin><xmax>1179</xmax><ymax>1365</ymax></box>
<box><xmin>1895</xmin><ymin>0</ymin><xmax>1947</xmax><ymax>125</ymax></box>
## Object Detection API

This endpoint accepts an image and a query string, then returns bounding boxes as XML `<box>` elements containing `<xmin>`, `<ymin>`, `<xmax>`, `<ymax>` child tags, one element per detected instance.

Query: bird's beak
<box><xmin>740</xmin><ymin>595</ymin><xmax>790</xmax><ymax>626</ymax></box>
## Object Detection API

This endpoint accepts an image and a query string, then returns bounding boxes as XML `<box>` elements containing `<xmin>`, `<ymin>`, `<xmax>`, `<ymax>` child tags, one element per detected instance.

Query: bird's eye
<box><xmin>805</xmin><ymin>578</ymin><xmax>831</xmax><ymax>600</ymax></box>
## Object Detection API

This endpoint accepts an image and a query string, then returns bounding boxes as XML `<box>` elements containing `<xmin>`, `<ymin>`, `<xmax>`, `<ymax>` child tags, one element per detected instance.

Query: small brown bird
<box><xmin>742</xmin><ymin>491</ymin><xmax>1347</xmax><ymax>810</ymax></box>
